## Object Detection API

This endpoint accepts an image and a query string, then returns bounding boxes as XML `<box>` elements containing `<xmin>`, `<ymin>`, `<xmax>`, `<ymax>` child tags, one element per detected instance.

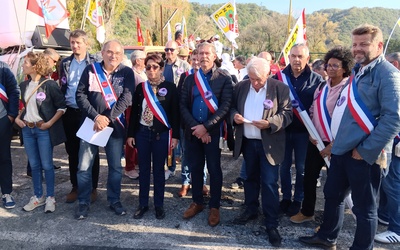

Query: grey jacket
<box><xmin>231</xmin><ymin>78</ymin><xmax>293</xmax><ymax>166</ymax></box>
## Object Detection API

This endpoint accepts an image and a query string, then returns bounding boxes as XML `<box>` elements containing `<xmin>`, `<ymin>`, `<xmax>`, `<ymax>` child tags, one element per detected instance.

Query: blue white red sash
<box><xmin>276</xmin><ymin>70</ymin><xmax>305</xmax><ymax>122</ymax></box>
<box><xmin>316</xmin><ymin>84</ymin><xmax>333</xmax><ymax>141</ymax></box>
<box><xmin>347</xmin><ymin>74</ymin><xmax>377</xmax><ymax>134</ymax></box>
<box><xmin>0</xmin><ymin>83</ymin><xmax>8</xmax><ymax>103</ymax></box>
<box><xmin>194</xmin><ymin>69</ymin><xmax>218</xmax><ymax>114</ymax></box>
<box><xmin>142</xmin><ymin>81</ymin><xmax>173</xmax><ymax>166</ymax></box>
<box><xmin>185</xmin><ymin>69</ymin><xmax>195</xmax><ymax>76</ymax></box>
<box><xmin>92</xmin><ymin>63</ymin><xmax>125</xmax><ymax>128</ymax></box>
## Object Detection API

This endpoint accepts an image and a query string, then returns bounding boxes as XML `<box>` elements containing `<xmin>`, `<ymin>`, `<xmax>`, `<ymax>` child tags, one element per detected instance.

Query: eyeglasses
<box><xmin>164</xmin><ymin>48</ymin><xmax>176</xmax><ymax>52</ymax></box>
<box><xmin>326</xmin><ymin>64</ymin><xmax>341</xmax><ymax>70</ymax></box>
<box><xmin>145</xmin><ymin>64</ymin><xmax>160</xmax><ymax>71</ymax></box>
<box><xmin>106</xmin><ymin>50</ymin><xmax>122</xmax><ymax>57</ymax></box>
<box><xmin>50</xmin><ymin>57</ymin><xmax>58</xmax><ymax>64</ymax></box>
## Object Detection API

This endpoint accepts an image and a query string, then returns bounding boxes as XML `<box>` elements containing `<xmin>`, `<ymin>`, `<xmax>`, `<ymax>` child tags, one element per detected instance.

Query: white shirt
<box><xmin>243</xmin><ymin>83</ymin><xmax>267</xmax><ymax>139</ymax></box>
<box><xmin>238</xmin><ymin>68</ymin><xmax>248</xmax><ymax>82</ymax></box>
<box><xmin>24</xmin><ymin>81</ymin><xmax>42</xmax><ymax>122</ymax></box>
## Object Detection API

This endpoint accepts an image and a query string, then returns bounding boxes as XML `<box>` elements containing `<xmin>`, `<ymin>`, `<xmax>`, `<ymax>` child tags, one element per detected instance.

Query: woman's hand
<box><xmin>39</xmin><ymin>121</ymin><xmax>51</xmax><ymax>130</ymax></box>
<box><xmin>126</xmin><ymin>137</ymin><xmax>135</xmax><ymax>148</ymax></box>
<box><xmin>15</xmin><ymin>116</ymin><xmax>25</xmax><ymax>128</ymax></box>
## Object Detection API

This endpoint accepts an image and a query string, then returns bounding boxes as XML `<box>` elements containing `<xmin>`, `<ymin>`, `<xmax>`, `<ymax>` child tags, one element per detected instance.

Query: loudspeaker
<box><xmin>31</xmin><ymin>26</ymin><xmax>71</xmax><ymax>50</ymax></box>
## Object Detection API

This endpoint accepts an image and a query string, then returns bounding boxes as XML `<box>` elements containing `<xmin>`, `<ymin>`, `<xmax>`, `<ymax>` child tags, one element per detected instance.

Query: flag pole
<box><xmin>81</xmin><ymin>0</ymin><xmax>90</xmax><ymax>30</ymax></box>
<box><xmin>287</xmin><ymin>0</ymin><xmax>292</xmax><ymax>38</ymax></box>
<box><xmin>384</xmin><ymin>17</ymin><xmax>400</xmax><ymax>56</ymax></box>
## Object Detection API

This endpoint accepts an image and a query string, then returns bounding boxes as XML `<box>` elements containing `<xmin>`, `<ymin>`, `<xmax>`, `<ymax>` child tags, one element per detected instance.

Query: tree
<box><xmin>306</xmin><ymin>13</ymin><xmax>340</xmax><ymax>54</ymax></box>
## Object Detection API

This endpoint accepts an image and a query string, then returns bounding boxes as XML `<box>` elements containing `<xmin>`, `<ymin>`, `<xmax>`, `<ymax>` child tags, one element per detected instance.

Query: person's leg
<box><xmin>301</xmin><ymin>142</ymin><xmax>326</xmax><ymax>216</ymax></box>
<box><xmin>292</xmin><ymin>132</ymin><xmax>309</xmax><ymax>203</ymax></box>
<box><xmin>204</xmin><ymin>133</ymin><xmax>222</xmax><ymax>209</ymax></box>
<box><xmin>346</xmin><ymin>153</ymin><xmax>381</xmax><ymax>250</ymax></box>
<box><xmin>242</xmin><ymin>138</ymin><xmax>261</xmax><ymax>214</ymax></box>
<box><xmin>104</xmin><ymin>135</ymin><xmax>124</xmax><ymax>205</ymax></box>
<box><xmin>280</xmin><ymin>131</ymin><xmax>294</xmax><ymax>201</ymax></box>
<box><xmin>135</xmin><ymin>127</ymin><xmax>152</xmax><ymax>207</ymax></box>
<box><xmin>77</xmin><ymin>140</ymin><xmax>98</xmax><ymax>205</ymax></box>
<box><xmin>383</xmin><ymin>154</ymin><xmax>400</xmax><ymax>235</ymax></box>
<box><xmin>186</xmin><ymin>137</ymin><xmax>205</xmax><ymax>205</ymax></box>
<box><xmin>36</xmin><ymin>129</ymin><xmax>55</xmax><ymax>197</ymax></box>
<box><xmin>180</xmin><ymin>129</ymin><xmax>191</xmax><ymax>185</ymax></box>
<box><xmin>0</xmin><ymin>116</ymin><xmax>13</xmax><ymax>195</ymax></box>
<box><xmin>152</xmin><ymin>132</ymin><xmax>168</xmax><ymax>208</ymax></box>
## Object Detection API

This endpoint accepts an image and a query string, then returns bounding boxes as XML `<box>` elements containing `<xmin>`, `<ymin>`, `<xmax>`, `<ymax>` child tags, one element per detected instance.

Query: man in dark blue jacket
<box><xmin>0</xmin><ymin>61</ymin><xmax>20</xmax><ymax>209</ymax></box>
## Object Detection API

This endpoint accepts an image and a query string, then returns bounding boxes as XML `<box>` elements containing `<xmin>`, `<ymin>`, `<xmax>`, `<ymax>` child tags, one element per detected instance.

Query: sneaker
<box><xmin>316</xmin><ymin>177</ymin><xmax>322</xmax><ymax>188</ymax></box>
<box><xmin>231</xmin><ymin>177</ymin><xmax>244</xmax><ymax>189</ymax></box>
<box><xmin>374</xmin><ymin>230</ymin><xmax>400</xmax><ymax>244</ymax></box>
<box><xmin>378</xmin><ymin>217</ymin><xmax>389</xmax><ymax>226</ymax></box>
<box><xmin>164</xmin><ymin>170</ymin><xmax>174</xmax><ymax>180</ymax></box>
<box><xmin>2</xmin><ymin>194</ymin><xmax>16</xmax><ymax>209</ymax></box>
<box><xmin>124</xmin><ymin>170</ymin><xmax>139</xmax><ymax>179</ymax></box>
<box><xmin>23</xmin><ymin>196</ymin><xmax>45</xmax><ymax>211</ymax></box>
<box><xmin>290</xmin><ymin>212</ymin><xmax>314</xmax><ymax>223</ymax></box>
<box><xmin>110</xmin><ymin>201</ymin><xmax>127</xmax><ymax>216</ymax></box>
<box><xmin>45</xmin><ymin>196</ymin><xmax>56</xmax><ymax>213</ymax></box>
<box><xmin>76</xmin><ymin>203</ymin><xmax>90</xmax><ymax>220</ymax></box>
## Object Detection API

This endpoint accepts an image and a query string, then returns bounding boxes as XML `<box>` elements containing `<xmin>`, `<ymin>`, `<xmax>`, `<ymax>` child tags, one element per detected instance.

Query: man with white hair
<box><xmin>231</xmin><ymin>58</ymin><xmax>292</xmax><ymax>247</ymax></box>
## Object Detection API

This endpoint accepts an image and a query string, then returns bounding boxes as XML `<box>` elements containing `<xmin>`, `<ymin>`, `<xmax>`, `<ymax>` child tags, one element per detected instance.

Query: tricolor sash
<box><xmin>0</xmin><ymin>83</ymin><xmax>8</xmax><ymax>103</ymax></box>
<box><xmin>347</xmin><ymin>73</ymin><xmax>377</xmax><ymax>134</ymax></box>
<box><xmin>276</xmin><ymin>70</ymin><xmax>305</xmax><ymax>122</ymax></box>
<box><xmin>194</xmin><ymin>69</ymin><xmax>218</xmax><ymax>114</ymax></box>
<box><xmin>316</xmin><ymin>84</ymin><xmax>333</xmax><ymax>141</ymax></box>
<box><xmin>92</xmin><ymin>63</ymin><xmax>125</xmax><ymax>128</ymax></box>
<box><xmin>142</xmin><ymin>81</ymin><xmax>173</xmax><ymax>166</ymax></box>
<box><xmin>185</xmin><ymin>69</ymin><xmax>195</xmax><ymax>76</ymax></box>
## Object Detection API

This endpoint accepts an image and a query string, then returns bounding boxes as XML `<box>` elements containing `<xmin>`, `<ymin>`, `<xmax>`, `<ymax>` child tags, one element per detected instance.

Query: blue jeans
<box><xmin>135</xmin><ymin>125</ymin><xmax>168</xmax><ymax>208</ymax></box>
<box><xmin>239</xmin><ymin>161</ymin><xmax>247</xmax><ymax>180</ymax></box>
<box><xmin>242</xmin><ymin>138</ymin><xmax>279</xmax><ymax>229</ymax></box>
<box><xmin>181</xmin><ymin>129</ymin><xmax>207</xmax><ymax>185</ymax></box>
<box><xmin>318</xmin><ymin>152</ymin><xmax>381</xmax><ymax>250</ymax></box>
<box><xmin>77</xmin><ymin>135</ymin><xmax>123</xmax><ymax>205</ymax></box>
<box><xmin>22</xmin><ymin>127</ymin><xmax>55</xmax><ymax>197</ymax></box>
<box><xmin>186</xmin><ymin>133</ymin><xmax>222</xmax><ymax>208</ymax></box>
<box><xmin>378</xmin><ymin>151</ymin><xmax>400</xmax><ymax>234</ymax></box>
<box><xmin>280</xmin><ymin>131</ymin><xmax>309</xmax><ymax>202</ymax></box>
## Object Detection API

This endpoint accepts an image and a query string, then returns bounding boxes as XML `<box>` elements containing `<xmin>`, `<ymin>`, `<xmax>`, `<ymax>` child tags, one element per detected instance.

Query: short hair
<box><xmin>26</xmin><ymin>52</ymin><xmax>51</xmax><ymax>76</ymax></box>
<box><xmin>175</xmin><ymin>31</ymin><xmax>182</xmax><ymax>40</ymax></box>
<box><xmin>69</xmin><ymin>29</ymin><xmax>88</xmax><ymax>43</ymax></box>
<box><xmin>290</xmin><ymin>43</ymin><xmax>310</xmax><ymax>57</ymax></box>
<box><xmin>387</xmin><ymin>52</ymin><xmax>400</xmax><ymax>63</ymax></box>
<box><xmin>102</xmin><ymin>40</ymin><xmax>124</xmax><ymax>54</ymax></box>
<box><xmin>324</xmin><ymin>46</ymin><xmax>354</xmax><ymax>77</ymax></box>
<box><xmin>246</xmin><ymin>58</ymin><xmax>270</xmax><ymax>78</ymax></box>
<box><xmin>197</xmin><ymin>41</ymin><xmax>216</xmax><ymax>55</ymax></box>
<box><xmin>235</xmin><ymin>55</ymin><xmax>246</xmax><ymax>66</ymax></box>
<box><xmin>43</xmin><ymin>48</ymin><xmax>59</xmax><ymax>61</ymax></box>
<box><xmin>312</xmin><ymin>59</ymin><xmax>325</xmax><ymax>71</ymax></box>
<box><xmin>352</xmin><ymin>24</ymin><xmax>383</xmax><ymax>43</ymax></box>
<box><xmin>191</xmin><ymin>49</ymin><xmax>198</xmax><ymax>56</ymax></box>
<box><xmin>130</xmin><ymin>50</ymin><xmax>146</xmax><ymax>65</ymax></box>
<box><xmin>145</xmin><ymin>54</ymin><xmax>164</xmax><ymax>68</ymax></box>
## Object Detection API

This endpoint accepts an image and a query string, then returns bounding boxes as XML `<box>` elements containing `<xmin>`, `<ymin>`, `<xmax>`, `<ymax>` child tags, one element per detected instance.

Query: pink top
<box><xmin>309</xmin><ymin>77</ymin><xmax>348</xmax><ymax>142</ymax></box>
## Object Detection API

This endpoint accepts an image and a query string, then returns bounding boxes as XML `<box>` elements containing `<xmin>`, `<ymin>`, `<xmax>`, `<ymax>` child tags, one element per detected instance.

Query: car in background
<box><xmin>123</xmin><ymin>45</ymin><xmax>165</xmax><ymax>60</ymax></box>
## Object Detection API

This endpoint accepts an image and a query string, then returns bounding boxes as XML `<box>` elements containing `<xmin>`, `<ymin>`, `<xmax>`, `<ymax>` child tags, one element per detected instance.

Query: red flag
<box><xmin>137</xmin><ymin>17</ymin><xmax>144</xmax><ymax>46</ymax></box>
<box><xmin>27</xmin><ymin>0</ymin><xmax>69</xmax><ymax>38</ymax></box>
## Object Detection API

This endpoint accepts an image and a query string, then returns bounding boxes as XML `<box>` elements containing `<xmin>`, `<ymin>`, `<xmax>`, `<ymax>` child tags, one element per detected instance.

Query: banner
<box><xmin>137</xmin><ymin>17</ymin><xmax>144</xmax><ymax>46</ymax></box>
<box><xmin>146</xmin><ymin>30</ymin><xmax>153</xmax><ymax>46</ymax></box>
<box><xmin>281</xmin><ymin>8</ymin><xmax>306</xmax><ymax>65</ymax></box>
<box><xmin>210</xmin><ymin>1</ymin><xmax>239</xmax><ymax>48</ymax></box>
<box><xmin>86</xmin><ymin>0</ymin><xmax>105</xmax><ymax>44</ymax></box>
<box><xmin>167</xmin><ymin>22</ymin><xmax>172</xmax><ymax>42</ymax></box>
<box><xmin>27</xmin><ymin>0</ymin><xmax>69</xmax><ymax>38</ymax></box>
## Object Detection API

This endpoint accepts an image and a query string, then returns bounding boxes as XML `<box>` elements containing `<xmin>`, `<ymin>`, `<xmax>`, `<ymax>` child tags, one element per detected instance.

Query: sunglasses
<box><xmin>164</xmin><ymin>48</ymin><xmax>176</xmax><ymax>52</ymax></box>
<box><xmin>145</xmin><ymin>64</ymin><xmax>160</xmax><ymax>71</ymax></box>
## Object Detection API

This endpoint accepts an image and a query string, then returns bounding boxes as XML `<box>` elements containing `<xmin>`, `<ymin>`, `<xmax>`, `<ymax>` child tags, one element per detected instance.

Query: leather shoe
<box><xmin>133</xmin><ymin>206</ymin><xmax>149</xmax><ymax>219</ymax></box>
<box><xmin>155</xmin><ymin>207</ymin><xmax>165</xmax><ymax>219</ymax></box>
<box><xmin>202</xmin><ymin>185</ymin><xmax>209</xmax><ymax>196</ymax></box>
<box><xmin>266</xmin><ymin>228</ymin><xmax>282</xmax><ymax>247</ymax></box>
<box><xmin>208</xmin><ymin>208</ymin><xmax>220</xmax><ymax>227</ymax></box>
<box><xmin>299</xmin><ymin>234</ymin><xmax>336</xmax><ymax>249</ymax></box>
<box><xmin>90</xmin><ymin>189</ymin><xmax>97</xmax><ymax>203</ymax></box>
<box><xmin>233</xmin><ymin>210</ymin><xmax>258</xmax><ymax>225</ymax></box>
<box><xmin>66</xmin><ymin>187</ymin><xmax>78</xmax><ymax>203</ymax></box>
<box><xmin>183</xmin><ymin>202</ymin><xmax>204</xmax><ymax>219</ymax></box>
<box><xmin>178</xmin><ymin>185</ymin><xmax>190</xmax><ymax>197</ymax></box>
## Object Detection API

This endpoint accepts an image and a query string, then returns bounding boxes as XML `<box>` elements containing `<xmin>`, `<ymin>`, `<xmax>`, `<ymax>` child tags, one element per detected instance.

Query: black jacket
<box><xmin>0</xmin><ymin>61</ymin><xmax>20</xmax><ymax>118</ymax></box>
<box><xmin>180</xmin><ymin>68</ymin><xmax>233</xmax><ymax>139</ymax></box>
<box><xmin>128</xmin><ymin>80</ymin><xmax>180</xmax><ymax>139</ymax></box>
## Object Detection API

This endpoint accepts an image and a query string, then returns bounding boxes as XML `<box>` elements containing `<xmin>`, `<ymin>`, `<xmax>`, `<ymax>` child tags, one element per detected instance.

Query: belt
<box><xmin>67</xmin><ymin>106</ymin><xmax>81</xmax><ymax>112</ymax></box>
<box><xmin>24</xmin><ymin>120</ymin><xmax>44</xmax><ymax>128</ymax></box>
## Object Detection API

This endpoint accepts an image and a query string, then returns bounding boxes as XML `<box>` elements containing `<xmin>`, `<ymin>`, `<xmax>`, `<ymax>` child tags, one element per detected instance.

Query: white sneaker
<box><xmin>23</xmin><ymin>196</ymin><xmax>45</xmax><ymax>211</ymax></box>
<box><xmin>316</xmin><ymin>177</ymin><xmax>322</xmax><ymax>187</ymax></box>
<box><xmin>165</xmin><ymin>170</ymin><xmax>174</xmax><ymax>180</ymax></box>
<box><xmin>374</xmin><ymin>230</ymin><xmax>400</xmax><ymax>244</ymax></box>
<box><xmin>45</xmin><ymin>196</ymin><xmax>56</xmax><ymax>213</ymax></box>
<box><xmin>124</xmin><ymin>170</ymin><xmax>139</xmax><ymax>179</ymax></box>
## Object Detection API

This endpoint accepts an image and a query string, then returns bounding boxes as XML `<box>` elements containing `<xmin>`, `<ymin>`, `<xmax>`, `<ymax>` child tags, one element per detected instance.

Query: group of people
<box><xmin>0</xmin><ymin>23</ymin><xmax>399</xmax><ymax>249</ymax></box>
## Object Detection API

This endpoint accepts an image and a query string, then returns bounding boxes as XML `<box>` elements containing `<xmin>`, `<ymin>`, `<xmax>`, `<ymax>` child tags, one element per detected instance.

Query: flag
<box><xmin>281</xmin><ymin>8</ymin><xmax>307</xmax><ymax>65</ymax></box>
<box><xmin>181</xmin><ymin>16</ymin><xmax>189</xmax><ymax>47</ymax></box>
<box><xmin>233</xmin><ymin>0</ymin><xmax>239</xmax><ymax>36</ymax></box>
<box><xmin>86</xmin><ymin>0</ymin><xmax>105</xmax><ymax>43</ymax></box>
<box><xmin>137</xmin><ymin>17</ymin><xmax>144</xmax><ymax>46</ymax></box>
<box><xmin>146</xmin><ymin>30</ymin><xmax>153</xmax><ymax>46</ymax></box>
<box><xmin>167</xmin><ymin>22</ymin><xmax>172</xmax><ymax>42</ymax></box>
<box><xmin>27</xmin><ymin>0</ymin><xmax>69</xmax><ymax>38</ymax></box>
<box><xmin>398</xmin><ymin>17</ymin><xmax>400</xmax><ymax>27</ymax></box>
<box><xmin>210</xmin><ymin>1</ymin><xmax>239</xmax><ymax>48</ymax></box>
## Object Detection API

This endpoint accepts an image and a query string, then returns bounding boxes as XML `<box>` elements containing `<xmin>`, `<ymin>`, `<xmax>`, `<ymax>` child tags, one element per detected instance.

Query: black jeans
<box><xmin>0</xmin><ymin>115</ymin><xmax>13</xmax><ymax>194</ymax></box>
<box><xmin>63</xmin><ymin>107</ymin><xmax>100</xmax><ymax>189</ymax></box>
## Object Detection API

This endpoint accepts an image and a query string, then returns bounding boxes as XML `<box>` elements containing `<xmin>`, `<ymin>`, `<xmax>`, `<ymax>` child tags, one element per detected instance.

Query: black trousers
<box><xmin>63</xmin><ymin>107</ymin><xmax>100</xmax><ymax>189</ymax></box>
<box><xmin>0</xmin><ymin>115</ymin><xmax>13</xmax><ymax>194</ymax></box>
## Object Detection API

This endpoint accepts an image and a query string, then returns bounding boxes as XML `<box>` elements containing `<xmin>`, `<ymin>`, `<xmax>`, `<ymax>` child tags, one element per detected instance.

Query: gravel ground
<box><xmin>0</xmin><ymin>138</ymin><xmax>395</xmax><ymax>249</ymax></box>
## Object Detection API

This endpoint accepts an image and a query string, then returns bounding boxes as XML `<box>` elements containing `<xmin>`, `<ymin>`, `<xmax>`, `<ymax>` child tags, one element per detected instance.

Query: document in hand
<box><xmin>76</xmin><ymin>117</ymin><xmax>114</xmax><ymax>147</ymax></box>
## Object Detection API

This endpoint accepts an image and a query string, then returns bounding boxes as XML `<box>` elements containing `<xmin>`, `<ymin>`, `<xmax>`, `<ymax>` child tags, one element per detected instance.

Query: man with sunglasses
<box><xmin>163</xmin><ymin>40</ymin><xmax>191</xmax><ymax>180</ymax></box>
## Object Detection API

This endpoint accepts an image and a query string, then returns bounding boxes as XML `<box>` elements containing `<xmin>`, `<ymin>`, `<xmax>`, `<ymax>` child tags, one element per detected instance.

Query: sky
<box><xmin>190</xmin><ymin>0</ymin><xmax>400</xmax><ymax>15</ymax></box>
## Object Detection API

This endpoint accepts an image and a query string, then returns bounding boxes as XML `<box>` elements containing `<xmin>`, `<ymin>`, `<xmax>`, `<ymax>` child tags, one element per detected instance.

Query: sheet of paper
<box><xmin>243</xmin><ymin>118</ymin><xmax>252</xmax><ymax>123</ymax></box>
<box><xmin>76</xmin><ymin>117</ymin><xmax>114</xmax><ymax>147</ymax></box>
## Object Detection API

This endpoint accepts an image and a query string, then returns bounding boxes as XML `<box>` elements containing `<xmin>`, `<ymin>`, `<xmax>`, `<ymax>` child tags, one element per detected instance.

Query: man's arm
<box><xmin>266</xmin><ymin>81</ymin><xmax>293</xmax><ymax>133</ymax></box>
<box><xmin>75</xmin><ymin>65</ymin><xmax>99</xmax><ymax>121</ymax></box>
<box><xmin>3</xmin><ymin>63</ymin><xmax>20</xmax><ymax>119</ymax></box>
